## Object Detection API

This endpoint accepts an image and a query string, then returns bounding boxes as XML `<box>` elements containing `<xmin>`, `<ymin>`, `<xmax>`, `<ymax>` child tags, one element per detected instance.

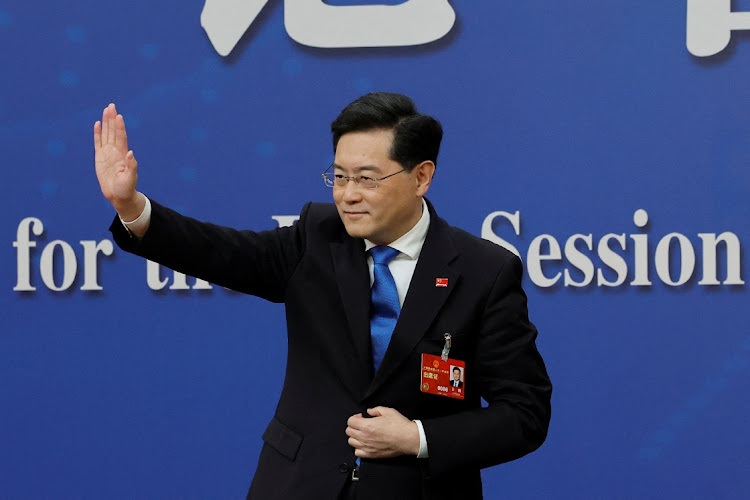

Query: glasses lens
<box><xmin>322</xmin><ymin>173</ymin><xmax>335</xmax><ymax>187</ymax></box>
<box><xmin>358</xmin><ymin>177</ymin><xmax>378</xmax><ymax>189</ymax></box>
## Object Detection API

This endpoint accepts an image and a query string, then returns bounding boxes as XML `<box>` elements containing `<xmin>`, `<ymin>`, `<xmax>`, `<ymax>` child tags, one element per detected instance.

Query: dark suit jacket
<box><xmin>110</xmin><ymin>199</ymin><xmax>551</xmax><ymax>500</ymax></box>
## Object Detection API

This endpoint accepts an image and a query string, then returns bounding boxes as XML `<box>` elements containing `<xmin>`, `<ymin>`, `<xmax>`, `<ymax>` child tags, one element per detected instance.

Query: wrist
<box><xmin>114</xmin><ymin>192</ymin><xmax>146</xmax><ymax>222</ymax></box>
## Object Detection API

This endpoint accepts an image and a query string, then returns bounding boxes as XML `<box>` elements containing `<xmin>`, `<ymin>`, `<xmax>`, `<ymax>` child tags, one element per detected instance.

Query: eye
<box><xmin>357</xmin><ymin>175</ymin><xmax>378</xmax><ymax>188</ymax></box>
<box><xmin>333</xmin><ymin>174</ymin><xmax>346</xmax><ymax>180</ymax></box>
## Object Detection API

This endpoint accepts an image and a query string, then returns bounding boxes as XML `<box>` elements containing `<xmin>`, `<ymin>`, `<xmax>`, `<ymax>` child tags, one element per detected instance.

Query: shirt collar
<box><xmin>364</xmin><ymin>198</ymin><xmax>430</xmax><ymax>260</ymax></box>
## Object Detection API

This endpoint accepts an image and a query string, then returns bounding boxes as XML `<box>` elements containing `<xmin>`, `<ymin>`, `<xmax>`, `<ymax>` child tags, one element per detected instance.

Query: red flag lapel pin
<box><xmin>435</xmin><ymin>278</ymin><xmax>448</xmax><ymax>287</ymax></box>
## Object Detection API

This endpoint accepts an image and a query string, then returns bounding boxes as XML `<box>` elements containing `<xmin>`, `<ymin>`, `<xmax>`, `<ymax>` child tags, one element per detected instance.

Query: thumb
<box><xmin>127</xmin><ymin>150</ymin><xmax>138</xmax><ymax>169</ymax></box>
<box><xmin>367</xmin><ymin>407</ymin><xmax>386</xmax><ymax>417</ymax></box>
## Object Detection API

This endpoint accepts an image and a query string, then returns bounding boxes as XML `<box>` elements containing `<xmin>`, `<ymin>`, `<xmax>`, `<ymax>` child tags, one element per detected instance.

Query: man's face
<box><xmin>332</xmin><ymin>129</ymin><xmax>427</xmax><ymax>245</ymax></box>
<box><xmin>453</xmin><ymin>369</ymin><xmax>461</xmax><ymax>381</ymax></box>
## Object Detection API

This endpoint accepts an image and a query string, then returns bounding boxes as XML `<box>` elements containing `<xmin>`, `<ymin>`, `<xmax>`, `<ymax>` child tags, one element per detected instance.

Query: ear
<box><xmin>412</xmin><ymin>161</ymin><xmax>436</xmax><ymax>197</ymax></box>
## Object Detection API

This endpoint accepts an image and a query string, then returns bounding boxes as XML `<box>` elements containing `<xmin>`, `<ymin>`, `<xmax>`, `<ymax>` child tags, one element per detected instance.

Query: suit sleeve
<box><xmin>109</xmin><ymin>199</ymin><xmax>309</xmax><ymax>303</ymax></box>
<box><xmin>420</xmin><ymin>254</ymin><xmax>552</xmax><ymax>475</ymax></box>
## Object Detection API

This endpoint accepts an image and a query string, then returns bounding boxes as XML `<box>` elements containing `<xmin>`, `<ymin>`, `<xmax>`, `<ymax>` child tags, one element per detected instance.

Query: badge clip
<box><xmin>441</xmin><ymin>333</ymin><xmax>452</xmax><ymax>361</ymax></box>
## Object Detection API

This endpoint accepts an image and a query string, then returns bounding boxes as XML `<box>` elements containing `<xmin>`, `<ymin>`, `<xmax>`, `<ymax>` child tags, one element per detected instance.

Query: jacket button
<box><xmin>338</xmin><ymin>463</ymin><xmax>349</xmax><ymax>473</ymax></box>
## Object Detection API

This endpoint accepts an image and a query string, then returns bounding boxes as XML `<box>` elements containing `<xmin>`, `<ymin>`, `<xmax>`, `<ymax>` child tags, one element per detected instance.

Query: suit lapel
<box><xmin>330</xmin><ymin>237</ymin><xmax>373</xmax><ymax>386</ymax></box>
<box><xmin>365</xmin><ymin>210</ymin><xmax>460</xmax><ymax>398</ymax></box>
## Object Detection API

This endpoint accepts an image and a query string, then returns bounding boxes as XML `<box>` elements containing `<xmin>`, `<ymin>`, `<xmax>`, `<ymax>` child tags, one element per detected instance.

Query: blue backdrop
<box><xmin>2</xmin><ymin>1</ymin><xmax>748</xmax><ymax>498</ymax></box>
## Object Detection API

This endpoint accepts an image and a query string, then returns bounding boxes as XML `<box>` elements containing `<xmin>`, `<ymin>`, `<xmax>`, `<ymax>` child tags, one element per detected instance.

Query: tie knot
<box><xmin>370</xmin><ymin>246</ymin><xmax>400</xmax><ymax>265</ymax></box>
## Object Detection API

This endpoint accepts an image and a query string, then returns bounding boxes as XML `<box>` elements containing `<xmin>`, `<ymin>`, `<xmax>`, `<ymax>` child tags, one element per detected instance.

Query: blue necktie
<box><xmin>369</xmin><ymin>246</ymin><xmax>401</xmax><ymax>373</ymax></box>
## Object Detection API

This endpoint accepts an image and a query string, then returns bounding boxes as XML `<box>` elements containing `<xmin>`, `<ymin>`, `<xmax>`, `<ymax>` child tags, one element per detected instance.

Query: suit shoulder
<box><xmin>299</xmin><ymin>202</ymin><xmax>345</xmax><ymax>237</ymax></box>
<box><xmin>305</xmin><ymin>202</ymin><xmax>339</xmax><ymax>219</ymax></box>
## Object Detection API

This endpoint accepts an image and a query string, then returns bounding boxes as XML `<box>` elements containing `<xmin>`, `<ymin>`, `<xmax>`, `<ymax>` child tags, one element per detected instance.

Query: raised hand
<box><xmin>94</xmin><ymin>103</ymin><xmax>145</xmax><ymax>221</ymax></box>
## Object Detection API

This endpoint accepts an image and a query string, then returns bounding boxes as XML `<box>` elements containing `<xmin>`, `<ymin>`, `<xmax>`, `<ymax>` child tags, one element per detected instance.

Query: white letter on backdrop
<box><xmin>687</xmin><ymin>0</ymin><xmax>750</xmax><ymax>57</ymax></box>
<box><xmin>285</xmin><ymin>0</ymin><xmax>456</xmax><ymax>48</ymax></box>
<box><xmin>202</xmin><ymin>0</ymin><xmax>456</xmax><ymax>56</ymax></box>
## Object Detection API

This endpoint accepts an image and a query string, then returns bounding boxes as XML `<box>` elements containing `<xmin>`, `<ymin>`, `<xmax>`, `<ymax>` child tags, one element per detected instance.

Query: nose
<box><xmin>341</xmin><ymin>178</ymin><xmax>362</xmax><ymax>203</ymax></box>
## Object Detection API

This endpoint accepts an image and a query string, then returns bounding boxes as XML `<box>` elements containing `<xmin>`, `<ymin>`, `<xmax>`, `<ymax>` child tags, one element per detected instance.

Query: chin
<box><xmin>341</xmin><ymin>221</ymin><xmax>369</xmax><ymax>240</ymax></box>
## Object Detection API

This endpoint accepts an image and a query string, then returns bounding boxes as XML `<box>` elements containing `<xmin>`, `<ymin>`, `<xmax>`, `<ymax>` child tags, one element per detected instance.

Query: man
<box><xmin>451</xmin><ymin>367</ymin><xmax>463</xmax><ymax>388</ymax></box>
<box><xmin>94</xmin><ymin>92</ymin><xmax>551</xmax><ymax>499</ymax></box>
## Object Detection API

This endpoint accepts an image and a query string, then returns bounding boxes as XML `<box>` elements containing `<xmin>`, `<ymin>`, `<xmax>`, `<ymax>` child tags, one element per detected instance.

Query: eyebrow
<box><xmin>332</xmin><ymin>163</ymin><xmax>381</xmax><ymax>174</ymax></box>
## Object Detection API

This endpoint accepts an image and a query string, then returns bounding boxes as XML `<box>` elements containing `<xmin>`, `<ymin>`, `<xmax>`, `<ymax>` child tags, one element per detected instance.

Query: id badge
<box><xmin>420</xmin><ymin>353</ymin><xmax>465</xmax><ymax>400</ymax></box>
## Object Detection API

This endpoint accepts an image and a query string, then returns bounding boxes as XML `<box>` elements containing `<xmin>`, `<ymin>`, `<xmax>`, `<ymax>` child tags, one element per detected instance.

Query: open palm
<box><xmin>94</xmin><ymin>103</ymin><xmax>138</xmax><ymax>206</ymax></box>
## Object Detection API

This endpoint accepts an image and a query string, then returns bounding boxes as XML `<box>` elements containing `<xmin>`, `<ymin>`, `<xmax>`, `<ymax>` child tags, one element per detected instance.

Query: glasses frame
<box><xmin>321</xmin><ymin>164</ymin><xmax>406</xmax><ymax>189</ymax></box>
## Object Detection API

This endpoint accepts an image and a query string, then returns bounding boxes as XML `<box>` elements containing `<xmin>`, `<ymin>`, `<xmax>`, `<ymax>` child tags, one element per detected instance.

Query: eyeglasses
<box><xmin>321</xmin><ymin>165</ymin><xmax>406</xmax><ymax>189</ymax></box>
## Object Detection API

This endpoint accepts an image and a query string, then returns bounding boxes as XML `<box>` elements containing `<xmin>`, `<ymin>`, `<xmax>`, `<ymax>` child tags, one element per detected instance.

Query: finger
<box><xmin>346</xmin><ymin>425</ymin><xmax>368</xmax><ymax>442</ymax></box>
<box><xmin>115</xmin><ymin>113</ymin><xmax>128</xmax><ymax>151</ymax></box>
<box><xmin>101</xmin><ymin>106</ymin><xmax>110</xmax><ymax>145</ymax></box>
<box><xmin>94</xmin><ymin>121</ymin><xmax>102</xmax><ymax>151</ymax></box>
<box><xmin>106</xmin><ymin>103</ymin><xmax>116</xmax><ymax>145</ymax></box>
<box><xmin>351</xmin><ymin>441</ymin><xmax>374</xmax><ymax>456</ymax></box>
<box><xmin>347</xmin><ymin>414</ymin><xmax>366</xmax><ymax>428</ymax></box>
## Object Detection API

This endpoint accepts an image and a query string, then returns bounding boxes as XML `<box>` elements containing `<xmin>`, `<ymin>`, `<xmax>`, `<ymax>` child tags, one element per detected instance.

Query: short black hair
<box><xmin>453</xmin><ymin>367</ymin><xmax>461</xmax><ymax>373</ymax></box>
<box><xmin>331</xmin><ymin>92</ymin><xmax>443</xmax><ymax>171</ymax></box>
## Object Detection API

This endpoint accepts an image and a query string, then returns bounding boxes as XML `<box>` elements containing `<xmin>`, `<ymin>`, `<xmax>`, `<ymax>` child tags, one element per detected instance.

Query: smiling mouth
<box><xmin>343</xmin><ymin>211</ymin><xmax>368</xmax><ymax>219</ymax></box>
